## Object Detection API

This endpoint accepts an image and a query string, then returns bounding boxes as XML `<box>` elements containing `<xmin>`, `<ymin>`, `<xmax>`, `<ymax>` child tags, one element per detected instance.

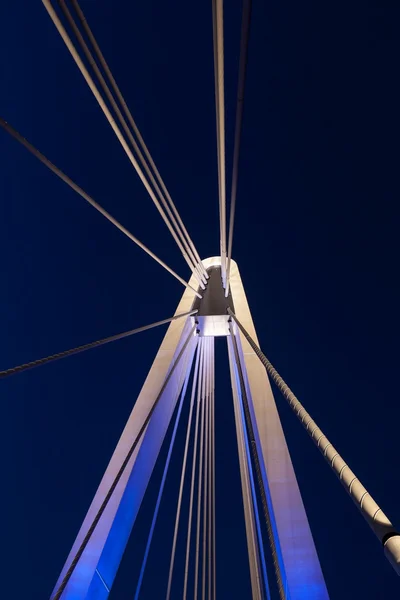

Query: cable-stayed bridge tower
<box><xmin>49</xmin><ymin>256</ymin><xmax>332</xmax><ymax>599</ymax></box>
<box><xmin>1</xmin><ymin>1</ymin><xmax>400</xmax><ymax>598</ymax></box>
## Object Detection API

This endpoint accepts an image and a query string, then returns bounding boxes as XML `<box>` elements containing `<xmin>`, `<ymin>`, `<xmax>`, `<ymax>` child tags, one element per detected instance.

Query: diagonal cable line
<box><xmin>0</xmin><ymin>118</ymin><xmax>202</xmax><ymax>299</ymax></box>
<box><xmin>68</xmin><ymin>0</ymin><xmax>209</xmax><ymax>283</ymax></box>
<box><xmin>51</xmin><ymin>324</ymin><xmax>196</xmax><ymax>600</ymax></box>
<box><xmin>42</xmin><ymin>0</ymin><xmax>205</xmax><ymax>287</ymax></box>
<box><xmin>133</xmin><ymin>337</ymin><xmax>198</xmax><ymax>600</ymax></box>
<box><xmin>57</xmin><ymin>0</ymin><xmax>205</xmax><ymax>289</ymax></box>
<box><xmin>0</xmin><ymin>310</ymin><xmax>197</xmax><ymax>379</ymax></box>
<box><xmin>228</xmin><ymin>308</ymin><xmax>400</xmax><ymax>576</ymax></box>
<box><xmin>225</xmin><ymin>0</ymin><xmax>252</xmax><ymax>297</ymax></box>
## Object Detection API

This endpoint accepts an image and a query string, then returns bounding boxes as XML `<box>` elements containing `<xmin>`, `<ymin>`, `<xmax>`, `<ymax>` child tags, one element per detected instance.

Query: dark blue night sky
<box><xmin>1</xmin><ymin>1</ymin><xmax>400</xmax><ymax>598</ymax></box>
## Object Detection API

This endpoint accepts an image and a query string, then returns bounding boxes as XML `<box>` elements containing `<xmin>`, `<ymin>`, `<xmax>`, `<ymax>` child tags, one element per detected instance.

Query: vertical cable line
<box><xmin>133</xmin><ymin>338</ymin><xmax>197</xmax><ymax>600</ymax></box>
<box><xmin>229</xmin><ymin>334</ymin><xmax>270</xmax><ymax>599</ymax></box>
<box><xmin>52</xmin><ymin>324</ymin><xmax>196</xmax><ymax>600</ymax></box>
<box><xmin>202</xmin><ymin>339</ymin><xmax>210</xmax><ymax>600</ymax></box>
<box><xmin>211</xmin><ymin>339</ymin><xmax>216</xmax><ymax>600</ymax></box>
<box><xmin>165</xmin><ymin>341</ymin><xmax>202</xmax><ymax>600</ymax></box>
<box><xmin>211</xmin><ymin>0</ymin><xmax>221</xmax><ymax>257</ymax></box>
<box><xmin>233</xmin><ymin>332</ymin><xmax>270</xmax><ymax>599</ymax></box>
<box><xmin>229</xmin><ymin>322</ymin><xmax>285</xmax><ymax>600</ymax></box>
<box><xmin>68</xmin><ymin>0</ymin><xmax>208</xmax><ymax>282</ymax></box>
<box><xmin>241</xmin><ymin>395</ymin><xmax>271</xmax><ymax>600</ymax></box>
<box><xmin>212</xmin><ymin>0</ymin><xmax>227</xmax><ymax>287</ymax></box>
<box><xmin>42</xmin><ymin>0</ymin><xmax>205</xmax><ymax>287</ymax></box>
<box><xmin>0</xmin><ymin>118</ymin><xmax>202</xmax><ymax>299</ymax></box>
<box><xmin>225</xmin><ymin>0</ymin><xmax>252</xmax><ymax>297</ymax></box>
<box><xmin>194</xmin><ymin>338</ymin><xmax>207</xmax><ymax>599</ymax></box>
<box><xmin>228</xmin><ymin>335</ymin><xmax>263</xmax><ymax>600</ymax></box>
<box><xmin>56</xmin><ymin>0</ymin><xmax>205</xmax><ymax>289</ymax></box>
<box><xmin>183</xmin><ymin>338</ymin><xmax>205</xmax><ymax>600</ymax></box>
<box><xmin>207</xmin><ymin>339</ymin><xmax>213</xmax><ymax>600</ymax></box>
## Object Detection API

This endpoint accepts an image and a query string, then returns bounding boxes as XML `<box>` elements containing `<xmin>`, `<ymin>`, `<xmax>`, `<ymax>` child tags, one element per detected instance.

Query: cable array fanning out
<box><xmin>6</xmin><ymin>0</ymin><xmax>398</xmax><ymax>597</ymax></box>
<box><xmin>42</xmin><ymin>0</ymin><xmax>208</xmax><ymax>288</ymax></box>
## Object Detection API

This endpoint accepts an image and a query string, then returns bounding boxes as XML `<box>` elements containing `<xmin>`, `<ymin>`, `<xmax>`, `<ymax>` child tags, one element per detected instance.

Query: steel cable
<box><xmin>229</xmin><ymin>322</ymin><xmax>285</xmax><ymax>599</ymax></box>
<box><xmin>133</xmin><ymin>338</ymin><xmax>197</xmax><ymax>600</ymax></box>
<box><xmin>0</xmin><ymin>310</ymin><xmax>197</xmax><ymax>379</ymax></box>
<box><xmin>68</xmin><ymin>0</ymin><xmax>208</xmax><ymax>282</ymax></box>
<box><xmin>183</xmin><ymin>338</ymin><xmax>205</xmax><ymax>600</ymax></box>
<box><xmin>43</xmin><ymin>0</ymin><xmax>204</xmax><ymax>287</ymax></box>
<box><xmin>225</xmin><ymin>0</ymin><xmax>252</xmax><ymax>297</ymax></box>
<box><xmin>212</xmin><ymin>0</ymin><xmax>227</xmax><ymax>287</ymax></box>
<box><xmin>165</xmin><ymin>340</ymin><xmax>202</xmax><ymax>600</ymax></box>
<box><xmin>194</xmin><ymin>337</ymin><xmax>207</xmax><ymax>599</ymax></box>
<box><xmin>0</xmin><ymin>118</ymin><xmax>201</xmax><ymax>299</ymax></box>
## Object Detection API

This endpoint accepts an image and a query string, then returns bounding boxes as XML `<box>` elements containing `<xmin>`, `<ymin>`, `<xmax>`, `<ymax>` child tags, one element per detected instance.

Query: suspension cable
<box><xmin>183</xmin><ymin>338</ymin><xmax>205</xmax><ymax>600</ymax></box>
<box><xmin>207</xmin><ymin>338</ymin><xmax>212</xmax><ymax>600</ymax></box>
<box><xmin>229</xmin><ymin>334</ymin><xmax>268</xmax><ymax>599</ymax></box>
<box><xmin>225</xmin><ymin>0</ymin><xmax>252</xmax><ymax>297</ymax></box>
<box><xmin>211</xmin><ymin>339</ymin><xmax>216</xmax><ymax>600</ymax></box>
<box><xmin>212</xmin><ymin>0</ymin><xmax>227</xmax><ymax>287</ymax></box>
<box><xmin>51</xmin><ymin>324</ymin><xmax>196</xmax><ymax>600</ymax></box>
<box><xmin>42</xmin><ymin>0</ymin><xmax>204</xmax><ymax>287</ymax></box>
<box><xmin>194</xmin><ymin>337</ymin><xmax>207</xmax><ymax>599</ymax></box>
<box><xmin>0</xmin><ymin>118</ymin><xmax>201</xmax><ymax>299</ymax></box>
<box><xmin>68</xmin><ymin>0</ymin><xmax>208</xmax><ymax>282</ymax></box>
<box><xmin>232</xmin><ymin>330</ymin><xmax>271</xmax><ymax>598</ymax></box>
<box><xmin>228</xmin><ymin>308</ymin><xmax>400</xmax><ymax>576</ymax></box>
<box><xmin>0</xmin><ymin>310</ymin><xmax>197</xmax><ymax>379</ymax></box>
<box><xmin>228</xmin><ymin>322</ymin><xmax>285</xmax><ymax>599</ymax></box>
<box><xmin>133</xmin><ymin>338</ymin><xmax>197</xmax><ymax>600</ymax></box>
<box><xmin>242</xmin><ymin>394</ymin><xmax>271</xmax><ymax>600</ymax></box>
<box><xmin>56</xmin><ymin>0</ymin><xmax>205</xmax><ymax>289</ymax></box>
<box><xmin>165</xmin><ymin>340</ymin><xmax>202</xmax><ymax>600</ymax></box>
<box><xmin>228</xmin><ymin>336</ymin><xmax>260</xmax><ymax>599</ymax></box>
<box><xmin>210</xmin><ymin>338</ymin><xmax>216</xmax><ymax>600</ymax></box>
<box><xmin>202</xmin><ymin>338</ymin><xmax>210</xmax><ymax>600</ymax></box>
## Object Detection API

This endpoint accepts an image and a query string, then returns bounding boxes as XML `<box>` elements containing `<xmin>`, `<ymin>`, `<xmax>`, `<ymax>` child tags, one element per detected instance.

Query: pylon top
<box><xmin>193</xmin><ymin>257</ymin><xmax>234</xmax><ymax>336</ymax></box>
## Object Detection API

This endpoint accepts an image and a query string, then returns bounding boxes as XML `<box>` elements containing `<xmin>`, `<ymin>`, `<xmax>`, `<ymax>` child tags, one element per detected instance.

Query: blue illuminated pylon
<box><xmin>51</xmin><ymin>257</ymin><xmax>329</xmax><ymax>599</ymax></box>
